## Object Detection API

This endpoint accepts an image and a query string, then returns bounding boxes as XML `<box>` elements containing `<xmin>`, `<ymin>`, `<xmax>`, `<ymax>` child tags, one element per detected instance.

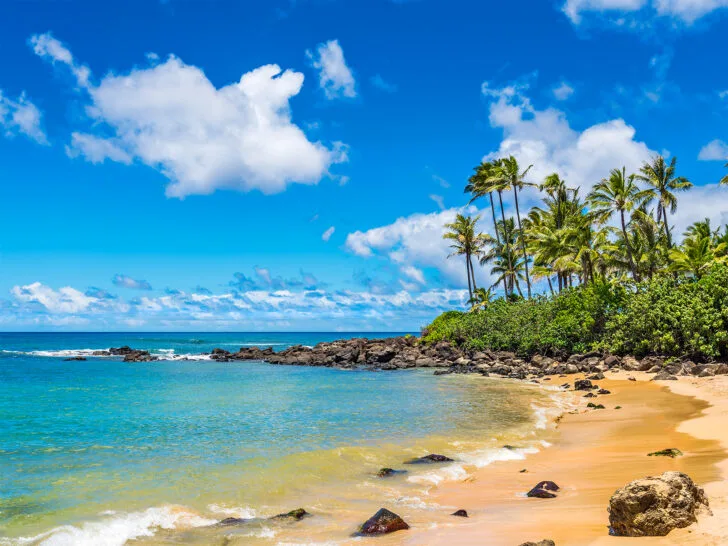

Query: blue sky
<box><xmin>1</xmin><ymin>0</ymin><xmax>728</xmax><ymax>331</ymax></box>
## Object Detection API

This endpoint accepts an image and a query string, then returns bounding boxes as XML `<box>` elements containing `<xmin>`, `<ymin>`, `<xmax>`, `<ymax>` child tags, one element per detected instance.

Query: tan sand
<box><xmin>391</xmin><ymin>371</ymin><xmax>728</xmax><ymax>546</ymax></box>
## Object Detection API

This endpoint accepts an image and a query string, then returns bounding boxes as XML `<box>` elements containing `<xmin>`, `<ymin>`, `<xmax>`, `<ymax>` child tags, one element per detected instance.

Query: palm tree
<box><xmin>466</xmin><ymin>161</ymin><xmax>508</xmax><ymax>295</ymax></box>
<box><xmin>588</xmin><ymin>167</ymin><xmax>651</xmax><ymax>281</ymax></box>
<box><xmin>488</xmin><ymin>156</ymin><xmax>535</xmax><ymax>298</ymax></box>
<box><xmin>669</xmin><ymin>237</ymin><xmax>725</xmax><ymax>278</ymax></box>
<box><xmin>720</xmin><ymin>163</ymin><xmax>728</xmax><ymax>185</ymax></box>
<box><xmin>481</xmin><ymin>218</ymin><xmax>525</xmax><ymax>297</ymax></box>
<box><xmin>468</xmin><ymin>287</ymin><xmax>493</xmax><ymax>310</ymax></box>
<box><xmin>636</xmin><ymin>155</ymin><xmax>692</xmax><ymax>248</ymax></box>
<box><xmin>443</xmin><ymin>214</ymin><xmax>485</xmax><ymax>301</ymax></box>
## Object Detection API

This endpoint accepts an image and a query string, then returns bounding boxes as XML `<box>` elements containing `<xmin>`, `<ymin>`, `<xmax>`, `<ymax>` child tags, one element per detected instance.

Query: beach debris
<box><xmin>527</xmin><ymin>481</ymin><xmax>560</xmax><ymax>498</ymax></box>
<box><xmin>451</xmin><ymin>509</ymin><xmax>468</xmax><ymax>517</ymax></box>
<box><xmin>519</xmin><ymin>541</ymin><xmax>555</xmax><ymax>546</ymax></box>
<box><xmin>271</xmin><ymin>508</ymin><xmax>310</xmax><ymax>521</ymax></box>
<box><xmin>587</xmin><ymin>403</ymin><xmax>606</xmax><ymax>409</ymax></box>
<box><xmin>376</xmin><ymin>467</ymin><xmax>407</xmax><ymax>477</ymax></box>
<box><xmin>609</xmin><ymin>471</ymin><xmax>710</xmax><ymax>537</ymax></box>
<box><xmin>574</xmin><ymin>379</ymin><xmax>594</xmax><ymax>391</ymax></box>
<box><xmin>652</xmin><ymin>372</ymin><xmax>678</xmax><ymax>381</ymax></box>
<box><xmin>647</xmin><ymin>448</ymin><xmax>683</xmax><ymax>458</ymax></box>
<box><xmin>355</xmin><ymin>508</ymin><xmax>409</xmax><ymax>536</ymax></box>
<box><xmin>597</xmin><ymin>388</ymin><xmax>611</xmax><ymax>394</ymax></box>
<box><xmin>404</xmin><ymin>453</ymin><xmax>454</xmax><ymax>464</ymax></box>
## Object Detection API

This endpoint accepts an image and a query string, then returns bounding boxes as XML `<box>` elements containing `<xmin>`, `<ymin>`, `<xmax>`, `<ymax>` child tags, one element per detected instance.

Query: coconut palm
<box><xmin>587</xmin><ymin>167</ymin><xmax>651</xmax><ymax>281</ymax></box>
<box><xmin>721</xmin><ymin>163</ymin><xmax>728</xmax><ymax>186</ymax></box>
<box><xmin>443</xmin><ymin>214</ymin><xmax>485</xmax><ymax>301</ymax></box>
<box><xmin>468</xmin><ymin>287</ymin><xmax>494</xmax><ymax>310</ymax></box>
<box><xmin>636</xmin><ymin>155</ymin><xmax>692</xmax><ymax>248</ymax></box>
<box><xmin>669</xmin><ymin>237</ymin><xmax>726</xmax><ymax>278</ymax></box>
<box><xmin>488</xmin><ymin>156</ymin><xmax>535</xmax><ymax>298</ymax></box>
<box><xmin>481</xmin><ymin>218</ymin><xmax>525</xmax><ymax>297</ymax></box>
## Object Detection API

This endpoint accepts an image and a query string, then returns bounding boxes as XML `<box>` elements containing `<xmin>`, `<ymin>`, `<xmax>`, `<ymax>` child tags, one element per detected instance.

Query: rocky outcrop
<box><xmin>404</xmin><ymin>453</ymin><xmax>454</xmax><ymax>464</ymax></box>
<box><xmin>271</xmin><ymin>508</ymin><xmax>310</xmax><ymax>521</ymax></box>
<box><xmin>376</xmin><ymin>468</ymin><xmax>407</xmax><ymax>477</ymax></box>
<box><xmin>356</xmin><ymin>508</ymin><xmax>409</xmax><ymax>536</ymax></box>
<box><xmin>608</xmin><ymin>471</ymin><xmax>710</xmax><ymax>537</ymax></box>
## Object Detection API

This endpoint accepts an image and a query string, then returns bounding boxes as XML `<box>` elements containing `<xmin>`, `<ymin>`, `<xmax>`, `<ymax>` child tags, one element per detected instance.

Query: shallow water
<box><xmin>0</xmin><ymin>333</ymin><xmax>562</xmax><ymax>545</ymax></box>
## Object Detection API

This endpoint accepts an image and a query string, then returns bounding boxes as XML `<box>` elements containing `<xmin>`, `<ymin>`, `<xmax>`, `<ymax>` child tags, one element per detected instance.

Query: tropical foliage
<box><xmin>432</xmin><ymin>154</ymin><xmax>728</xmax><ymax>359</ymax></box>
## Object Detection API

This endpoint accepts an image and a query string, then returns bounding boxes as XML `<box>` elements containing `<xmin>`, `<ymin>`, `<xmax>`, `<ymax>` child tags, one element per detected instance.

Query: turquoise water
<box><xmin>0</xmin><ymin>333</ymin><xmax>556</xmax><ymax>545</ymax></box>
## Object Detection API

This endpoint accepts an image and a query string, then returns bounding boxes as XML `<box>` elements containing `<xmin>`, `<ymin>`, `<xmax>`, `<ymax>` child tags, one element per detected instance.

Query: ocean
<box><xmin>0</xmin><ymin>332</ymin><xmax>564</xmax><ymax>545</ymax></box>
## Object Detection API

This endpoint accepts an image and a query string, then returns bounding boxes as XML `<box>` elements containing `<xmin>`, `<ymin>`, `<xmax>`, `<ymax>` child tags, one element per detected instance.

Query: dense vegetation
<box><xmin>429</xmin><ymin>155</ymin><xmax>728</xmax><ymax>360</ymax></box>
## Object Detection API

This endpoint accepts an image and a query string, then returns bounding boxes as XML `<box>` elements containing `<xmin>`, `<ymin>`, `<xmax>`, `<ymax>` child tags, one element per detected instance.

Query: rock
<box><xmin>628</xmin><ymin>376</ymin><xmax>637</xmax><ymax>381</ymax></box>
<box><xmin>109</xmin><ymin>346</ymin><xmax>135</xmax><ymax>356</ymax></box>
<box><xmin>712</xmin><ymin>363</ymin><xmax>728</xmax><ymax>375</ymax></box>
<box><xmin>604</xmin><ymin>355</ymin><xmax>620</xmax><ymax>368</ymax></box>
<box><xmin>451</xmin><ymin>509</ymin><xmax>468</xmax><ymax>517</ymax></box>
<box><xmin>587</xmin><ymin>403</ymin><xmax>606</xmax><ymax>409</ymax></box>
<box><xmin>608</xmin><ymin>471</ymin><xmax>709</xmax><ymax>537</ymax></box>
<box><xmin>527</xmin><ymin>481</ymin><xmax>560</xmax><ymax>498</ymax></box>
<box><xmin>63</xmin><ymin>356</ymin><xmax>87</xmax><ymax>361</ymax></box>
<box><xmin>404</xmin><ymin>454</ymin><xmax>454</xmax><ymax>464</ymax></box>
<box><xmin>652</xmin><ymin>372</ymin><xmax>677</xmax><ymax>381</ymax></box>
<box><xmin>271</xmin><ymin>508</ymin><xmax>310</xmax><ymax>521</ymax></box>
<box><xmin>519</xmin><ymin>541</ymin><xmax>555</xmax><ymax>546</ymax></box>
<box><xmin>217</xmin><ymin>517</ymin><xmax>248</xmax><ymax>526</ymax></box>
<box><xmin>597</xmin><ymin>388</ymin><xmax>611</xmax><ymax>395</ymax></box>
<box><xmin>587</xmin><ymin>373</ymin><xmax>605</xmax><ymax>380</ymax></box>
<box><xmin>574</xmin><ymin>379</ymin><xmax>593</xmax><ymax>391</ymax></box>
<box><xmin>648</xmin><ymin>448</ymin><xmax>683</xmax><ymax>458</ymax></box>
<box><xmin>376</xmin><ymin>468</ymin><xmax>407</xmax><ymax>477</ymax></box>
<box><xmin>92</xmin><ymin>350</ymin><xmax>110</xmax><ymax>356</ymax></box>
<box><xmin>583</xmin><ymin>392</ymin><xmax>597</xmax><ymax>398</ymax></box>
<box><xmin>622</xmin><ymin>356</ymin><xmax>652</xmax><ymax>372</ymax></box>
<box><xmin>356</xmin><ymin>508</ymin><xmax>409</xmax><ymax>536</ymax></box>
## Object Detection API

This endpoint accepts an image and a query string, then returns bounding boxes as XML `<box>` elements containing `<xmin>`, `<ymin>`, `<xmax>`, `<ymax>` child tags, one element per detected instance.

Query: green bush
<box><xmin>423</xmin><ymin>265</ymin><xmax>728</xmax><ymax>360</ymax></box>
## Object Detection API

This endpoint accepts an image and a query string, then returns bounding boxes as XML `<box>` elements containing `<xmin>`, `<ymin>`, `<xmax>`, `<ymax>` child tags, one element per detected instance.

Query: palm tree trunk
<box><xmin>490</xmin><ymin>193</ymin><xmax>508</xmax><ymax>296</ymax></box>
<box><xmin>514</xmin><ymin>277</ymin><xmax>523</xmax><ymax>298</ymax></box>
<box><xmin>620</xmin><ymin>209</ymin><xmax>640</xmax><ymax>281</ymax></box>
<box><xmin>513</xmin><ymin>186</ymin><xmax>532</xmax><ymax>299</ymax></box>
<box><xmin>662</xmin><ymin>206</ymin><xmax>673</xmax><ymax>249</ymax></box>
<box><xmin>465</xmin><ymin>254</ymin><xmax>473</xmax><ymax>302</ymax></box>
<box><xmin>546</xmin><ymin>275</ymin><xmax>554</xmax><ymax>295</ymax></box>
<box><xmin>497</xmin><ymin>190</ymin><xmax>513</xmax><ymax>297</ymax></box>
<box><xmin>469</xmin><ymin>256</ymin><xmax>478</xmax><ymax>291</ymax></box>
<box><xmin>557</xmin><ymin>273</ymin><xmax>563</xmax><ymax>292</ymax></box>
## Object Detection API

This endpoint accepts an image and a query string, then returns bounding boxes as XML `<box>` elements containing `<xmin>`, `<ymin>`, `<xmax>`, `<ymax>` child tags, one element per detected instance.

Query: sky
<box><xmin>1</xmin><ymin>0</ymin><xmax>728</xmax><ymax>332</ymax></box>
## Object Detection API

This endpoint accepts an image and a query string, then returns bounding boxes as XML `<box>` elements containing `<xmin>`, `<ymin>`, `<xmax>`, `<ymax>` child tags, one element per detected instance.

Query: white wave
<box><xmin>207</xmin><ymin>503</ymin><xmax>258</xmax><ymax>519</ymax></box>
<box><xmin>0</xmin><ymin>506</ymin><xmax>216</xmax><ymax>546</ymax></box>
<box><xmin>1</xmin><ymin>349</ymin><xmax>111</xmax><ymax>358</ymax></box>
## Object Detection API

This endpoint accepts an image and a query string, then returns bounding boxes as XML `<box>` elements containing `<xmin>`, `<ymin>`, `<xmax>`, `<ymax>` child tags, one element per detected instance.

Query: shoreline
<box><xmin>397</xmin><ymin>371</ymin><xmax>728</xmax><ymax>545</ymax></box>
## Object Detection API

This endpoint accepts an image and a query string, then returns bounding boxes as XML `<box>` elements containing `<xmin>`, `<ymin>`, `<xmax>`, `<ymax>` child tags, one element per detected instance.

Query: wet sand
<box><xmin>396</xmin><ymin>371</ymin><xmax>728</xmax><ymax>546</ymax></box>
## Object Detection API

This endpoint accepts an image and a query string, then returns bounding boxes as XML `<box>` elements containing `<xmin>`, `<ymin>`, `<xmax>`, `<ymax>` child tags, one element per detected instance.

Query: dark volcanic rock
<box><xmin>608</xmin><ymin>471</ymin><xmax>709</xmax><ymax>537</ymax></box>
<box><xmin>574</xmin><ymin>379</ymin><xmax>594</xmax><ymax>391</ymax></box>
<box><xmin>527</xmin><ymin>481</ymin><xmax>560</xmax><ymax>498</ymax></box>
<box><xmin>122</xmin><ymin>350</ymin><xmax>156</xmax><ymax>362</ymax></box>
<box><xmin>597</xmin><ymin>388</ymin><xmax>611</xmax><ymax>395</ymax></box>
<box><xmin>64</xmin><ymin>356</ymin><xmax>87</xmax><ymax>361</ymax></box>
<box><xmin>92</xmin><ymin>350</ymin><xmax>111</xmax><ymax>356</ymax></box>
<box><xmin>451</xmin><ymin>509</ymin><xmax>468</xmax><ymax>517</ymax></box>
<box><xmin>376</xmin><ymin>468</ymin><xmax>407</xmax><ymax>477</ymax></box>
<box><xmin>356</xmin><ymin>508</ymin><xmax>409</xmax><ymax>536</ymax></box>
<box><xmin>652</xmin><ymin>372</ymin><xmax>678</xmax><ymax>381</ymax></box>
<box><xmin>404</xmin><ymin>454</ymin><xmax>454</xmax><ymax>464</ymax></box>
<box><xmin>217</xmin><ymin>517</ymin><xmax>248</xmax><ymax>526</ymax></box>
<box><xmin>271</xmin><ymin>508</ymin><xmax>310</xmax><ymax>521</ymax></box>
<box><xmin>519</xmin><ymin>541</ymin><xmax>555</xmax><ymax>546</ymax></box>
<box><xmin>648</xmin><ymin>448</ymin><xmax>683</xmax><ymax>458</ymax></box>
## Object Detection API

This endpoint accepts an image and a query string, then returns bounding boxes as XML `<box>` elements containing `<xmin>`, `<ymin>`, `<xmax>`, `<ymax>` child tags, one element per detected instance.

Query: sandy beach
<box><xmin>390</xmin><ymin>371</ymin><xmax>728</xmax><ymax>546</ymax></box>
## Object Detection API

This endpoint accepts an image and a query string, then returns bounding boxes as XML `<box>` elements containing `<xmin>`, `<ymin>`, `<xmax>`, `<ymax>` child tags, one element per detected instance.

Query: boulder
<box><xmin>271</xmin><ymin>508</ymin><xmax>310</xmax><ymax>521</ymax></box>
<box><xmin>404</xmin><ymin>454</ymin><xmax>454</xmax><ymax>464</ymax></box>
<box><xmin>527</xmin><ymin>481</ymin><xmax>560</xmax><ymax>498</ymax></box>
<box><xmin>356</xmin><ymin>508</ymin><xmax>409</xmax><ymax>536</ymax></box>
<box><xmin>597</xmin><ymin>389</ymin><xmax>611</xmax><ymax>395</ymax></box>
<box><xmin>622</xmin><ymin>356</ymin><xmax>652</xmax><ymax>372</ymax></box>
<box><xmin>652</xmin><ymin>372</ymin><xmax>677</xmax><ymax>381</ymax></box>
<box><xmin>519</xmin><ymin>541</ymin><xmax>555</xmax><ymax>546</ymax></box>
<box><xmin>451</xmin><ymin>509</ymin><xmax>468</xmax><ymax>517</ymax></box>
<box><xmin>574</xmin><ymin>379</ymin><xmax>594</xmax><ymax>391</ymax></box>
<box><xmin>63</xmin><ymin>356</ymin><xmax>87</xmax><ymax>361</ymax></box>
<box><xmin>608</xmin><ymin>471</ymin><xmax>710</xmax><ymax>537</ymax></box>
<box><xmin>376</xmin><ymin>468</ymin><xmax>407</xmax><ymax>477</ymax></box>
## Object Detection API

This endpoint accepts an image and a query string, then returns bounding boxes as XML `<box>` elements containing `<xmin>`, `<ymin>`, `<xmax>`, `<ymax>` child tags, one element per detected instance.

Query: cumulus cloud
<box><xmin>370</xmin><ymin>74</ymin><xmax>397</xmax><ymax>93</ymax></box>
<box><xmin>552</xmin><ymin>81</ymin><xmax>575</xmax><ymax>101</ymax></box>
<box><xmin>698</xmin><ymin>139</ymin><xmax>728</xmax><ymax>161</ymax></box>
<box><xmin>12</xmin><ymin>282</ymin><xmax>96</xmax><ymax>313</ymax></box>
<box><xmin>481</xmin><ymin>79</ymin><xmax>654</xmax><ymax>195</ymax></box>
<box><xmin>306</xmin><ymin>39</ymin><xmax>357</xmax><ymax>99</ymax></box>
<box><xmin>31</xmin><ymin>33</ymin><xmax>347</xmax><ymax>198</ymax></box>
<box><xmin>229</xmin><ymin>268</ymin><xmax>323</xmax><ymax>292</ymax></box>
<box><xmin>0</xmin><ymin>90</ymin><xmax>47</xmax><ymax>143</ymax></box>
<box><xmin>345</xmin><ymin>206</ymin><xmax>490</xmax><ymax>287</ymax></box>
<box><xmin>671</xmin><ymin>184</ymin><xmax>728</xmax><ymax>236</ymax></box>
<box><xmin>563</xmin><ymin>0</ymin><xmax>728</xmax><ymax>24</ymax></box>
<box><xmin>112</xmin><ymin>274</ymin><xmax>153</xmax><ymax>291</ymax></box>
<box><xmin>322</xmin><ymin>226</ymin><xmax>336</xmax><ymax>241</ymax></box>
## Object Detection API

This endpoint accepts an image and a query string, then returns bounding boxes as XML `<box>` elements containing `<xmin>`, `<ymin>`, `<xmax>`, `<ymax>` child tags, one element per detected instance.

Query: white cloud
<box><xmin>0</xmin><ymin>90</ymin><xmax>47</xmax><ymax>143</ymax></box>
<box><xmin>698</xmin><ymin>139</ymin><xmax>728</xmax><ymax>161</ymax></box>
<box><xmin>370</xmin><ymin>74</ymin><xmax>397</xmax><ymax>93</ymax></box>
<box><xmin>322</xmin><ymin>226</ymin><xmax>336</xmax><ymax>241</ymax></box>
<box><xmin>481</xmin><ymin>80</ymin><xmax>654</xmax><ymax>195</ymax></box>
<box><xmin>552</xmin><ymin>81</ymin><xmax>575</xmax><ymax>101</ymax></box>
<box><xmin>671</xmin><ymin>184</ymin><xmax>728</xmax><ymax>236</ymax></box>
<box><xmin>112</xmin><ymin>274</ymin><xmax>152</xmax><ymax>290</ymax></box>
<box><xmin>345</xmin><ymin>206</ymin><xmax>490</xmax><ymax>287</ymax></box>
<box><xmin>31</xmin><ymin>33</ymin><xmax>347</xmax><ymax>198</ymax></box>
<box><xmin>429</xmin><ymin>194</ymin><xmax>445</xmax><ymax>210</ymax></box>
<box><xmin>12</xmin><ymin>282</ymin><xmax>97</xmax><ymax>313</ymax></box>
<box><xmin>563</xmin><ymin>0</ymin><xmax>728</xmax><ymax>24</ymax></box>
<box><xmin>306</xmin><ymin>39</ymin><xmax>357</xmax><ymax>100</ymax></box>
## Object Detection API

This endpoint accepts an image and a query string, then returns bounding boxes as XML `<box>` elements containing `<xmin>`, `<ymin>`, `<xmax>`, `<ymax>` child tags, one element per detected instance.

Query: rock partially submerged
<box><xmin>376</xmin><ymin>467</ymin><xmax>407</xmax><ymax>477</ymax></box>
<box><xmin>608</xmin><ymin>471</ymin><xmax>710</xmax><ymax>537</ymax></box>
<box><xmin>356</xmin><ymin>508</ymin><xmax>409</xmax><ymax>536</ymax></box>
<box><xmin>215</xmin><ymin>508</ymin><xmax>310</xmax><ymax>527</ymax></box>
<box><xmin>527</xmin><ymin>481</ymin><xmax>560</xmax><ymax>499</ymax></box>
<box><xmin>271</xmin><ymin>508</ymin><xmax>310</xmax><ymax>521</ymax></box>
<box><xmin>404</xmin><ymin>453</ymin><xmax>454</xmax><ymax>464</ymax></box>
<box><xmin>648</xmin><ymin>448</ymin><xmax>683</xmax><ymax>458</ymax></box>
